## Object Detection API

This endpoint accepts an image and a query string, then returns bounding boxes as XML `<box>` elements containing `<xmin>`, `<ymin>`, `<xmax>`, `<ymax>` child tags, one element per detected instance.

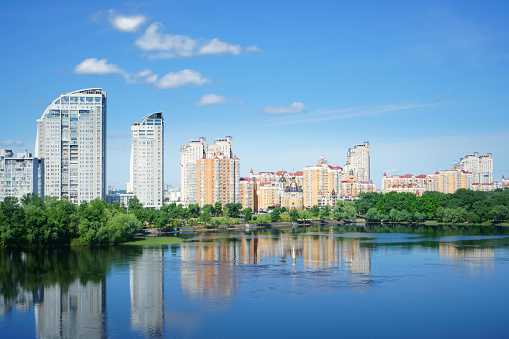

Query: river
<box><xmin>1</xmin><ymin>224</ymin><xmax>509</xmax><ymax>338</ymax></box>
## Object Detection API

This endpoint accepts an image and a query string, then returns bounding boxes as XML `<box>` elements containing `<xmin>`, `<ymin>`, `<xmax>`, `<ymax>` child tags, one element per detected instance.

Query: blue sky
<box><xmin>1</xmin><ymin>0</ymin><xmax>508</xmax><ymax>189</ymax></box>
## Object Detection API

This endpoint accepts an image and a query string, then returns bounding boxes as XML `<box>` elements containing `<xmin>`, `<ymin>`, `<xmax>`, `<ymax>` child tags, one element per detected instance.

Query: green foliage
<box><xmin>309</xmin><ymin>205</ymin><xmax>320</xmax><ymax>217</ymax></box>
<box><xmin>270</xmin><ymin>206</ymin><xmax>281</xmax><ymax>222</ymax></box>
<box><xmin>256</xmin><ymin>213</ymin><xmax>272</xmax><ymax>225</ymax></box>
<box><xmin>289</xmin><ymin>208</ymin><xmax>299</xmax><ymax>221</ymax></box>
<box><xmin>243</xmin><ymin>207</ymin><xmax>253</xmax><ymax>221</ymax></box>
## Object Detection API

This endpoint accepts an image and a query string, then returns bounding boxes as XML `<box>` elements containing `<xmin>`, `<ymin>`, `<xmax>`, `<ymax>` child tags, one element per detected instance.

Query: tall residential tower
<box><xmin>180</xmin><ymin>138</ymin><xmax>206</xmax><ymax>205</ymax></box>
<box><xmin>130</xmin><ymin>112</ymin><xmax>164</xmax><ymax>208</ymax></box>
<box><xmin>36</xmin><ymin>88</ymin><xmax>106</xmax><ymax>203</ymax></box>
<box><xmin>344</xmin><ymin>142</ymin><xmax>370</xmax><ymax>182</ymax></box>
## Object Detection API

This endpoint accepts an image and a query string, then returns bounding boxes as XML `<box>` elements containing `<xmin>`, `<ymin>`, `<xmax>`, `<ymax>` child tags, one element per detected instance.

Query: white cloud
<box><xmin>2</xmin><ymin>140</ymin><xmax>24</xmax><ymax>147</ymax></box>
<box><xmin>199</xmin><ymin>38</ymin><xmax>241</xmax><ymax>55</ymax></box>
<box><xmin>134</xmin><ymin>22</ymin><xmax>261</xmax><ymax>58</ymax></box>
<box><xmin>154</xmin><ymin>69</ymin><xmax>209</xmax><ymax>89</ymax></box>
<box><xmin>109</xmin><ymin>11</ymin><xmax>147</xmax><ymax>32</ymax></box>
<box><xmin>74</xmin><ymin>58</ymin><xmax>122</xmax><ymax>75</ymax></box>
<box><xmin>258</xmin><ymin>102</ymin><xmax>307</xmax><ymax>115</ymax></box>
<box><xmin>74</xmin><ymin>59</ymin><xmax>208</xmax><ymax>90</ymax></box>
<box><xmin>194</xmin><ymin>94</ymin><xmax>244</xmax><ymax>106</ymax></box>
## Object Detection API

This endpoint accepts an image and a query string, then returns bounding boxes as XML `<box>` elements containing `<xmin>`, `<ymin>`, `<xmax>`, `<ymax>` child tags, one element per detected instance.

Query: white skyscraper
<box><xmin>344</xmin><ymin>142</ymin><xmax>370</xmax><ymax>182</ymax></box>
<box><xmin>36</xmin><ymin>88</ymin><xmax>106</xmax><ymax>203</ymax></box>
<box><xmin>458</xmin><ymin>152</ymin><xmax>493</xmax><ymax>184</ymax></box>
<box><xmin>180</xmin><ymin>137</ymin><xmax>206</xmax><ymax>205</ymax></box>
<box><xmin>130</xmin><ymin>112</ymin><xmax>164</xmax><ymax>208</ymax></box>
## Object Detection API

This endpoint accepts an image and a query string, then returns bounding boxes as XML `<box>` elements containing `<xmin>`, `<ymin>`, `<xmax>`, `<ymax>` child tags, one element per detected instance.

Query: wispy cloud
<box><xmin>194</xmin><ymin>94</ymin><xmax>245</xmax><ymax>106</ymax></box>
<box><xmin>2</xmin><ymin>140</ymin><xmax>24</xmax><ymax>147</ymax></box>
<box><xmin>135</xmin><ymin>22</ymin><xmax>261</xmax><ymax>58</ymax></box>
<box><xmin>267</xmin><ymin>103</ymin><xmax>435</xmax><ymax>126</ymax></box>
<box><xmin>108</xmin><ymin>11</ymin><xmax>147</xmax><ymax>32</ymax></box>
<box><xmin>74</xmin><ymin>58</ymin><xmax>122</xmax><ymax>75</ymax></box>
<box><xmin>257</xmin><ymin>102</ymin><xmax>307</xmax><ymax>115</ymax></box>
<box><xmin>74</xmin><ymin>59</ymin><xmax>209</xmax><ymax>89</ymax></box>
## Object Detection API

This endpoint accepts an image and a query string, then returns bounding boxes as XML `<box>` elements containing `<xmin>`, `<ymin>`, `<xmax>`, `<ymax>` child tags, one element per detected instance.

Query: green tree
<box><xmin>243</xmin><ymin>207</ymin><xmax>253</xmax><ymax>221</ymax></box>
<box><xmin>199</xmin><ymin>210</ymin><xmax>212</xmax><ymax>224</ymax></box>
<box><xmin>188</xmin><ymin>204</ymin><xmax>201</xmax><ymax>218</ymax></box>
<box><xmin>128</xmin><ymin>197</ymin><xmax>143</xmax><ymax>211</ymax></box>
<box><xmin>319</xmin><ymin>206</ymin><xmax>330</xmax><ymax>219</ymax></box>
<box><xmin>309</xmin><ymin>205</ymin><xmax>320</xmax><ymax>217</ymax></box>
<box><xmin>270</xmin><ymin>206</ymin><xmax>281</xmax><ymax>222</ymax></box>
<box><xmin>289</xmin><ymin>208</ymin><xmax>299</xmax><ymax>221</ymax></box>
<box><xmin>0</xmin><ymin>197</ymin><xmax>25</xmax><ymax>247</ymax></box>
<box><xmin>256</xmin><ymin>213</ymin><xmax>272</xmax><ymax>225</ymax></box>
<box><xmin>490</xmin><ymin>205</ymin><xmax>509</xmax><ymax>221</ymax></box>
<box><xmin>214</xmin><ymin>202</ymin><xmax>223</xmax><ymax>216</ymax></box>
<box><xmin>365</xmin><ymin>207</ymin><xmax>381</xmax><ymax>221</ymax></box>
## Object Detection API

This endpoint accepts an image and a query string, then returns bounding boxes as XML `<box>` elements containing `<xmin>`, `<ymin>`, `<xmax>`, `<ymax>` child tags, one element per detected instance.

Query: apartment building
<box><xmin>130</xmin><ymin>112</ymin><xmax>164</xmax><ymax>208</ymax></box>
<box><xmin>36</xmin><ymin>88</ymin><xmax>106</xmax><ymax>203</ymax></box>
<box><xmin>0</xmin><ymin>150</ymin><xmax>44</xmax><ymax>201</ymax></box>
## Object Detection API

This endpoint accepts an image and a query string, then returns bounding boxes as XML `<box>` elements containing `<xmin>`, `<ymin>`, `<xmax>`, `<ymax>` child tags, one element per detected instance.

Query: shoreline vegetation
<box><xmin>1</xmin><ymin>188</ymin><xmax>508</xmax><ymax>249</ymax></box>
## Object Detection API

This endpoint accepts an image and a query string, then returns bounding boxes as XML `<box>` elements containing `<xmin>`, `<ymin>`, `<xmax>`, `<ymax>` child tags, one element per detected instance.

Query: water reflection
<box><xmin>130</xmin><ymin>248</ymin><xmax>164</xmax><ymax>337</ymax></box>
<box><xmin>1</xmin><ymin>225</ymin><xmax>509</xmax><ymax>338</ymax></box>
<box><xmin>180</xmin><ymin>234</ymin><xmax>373</xmax><ymax>300</ymax></box>
<box><xmin>35</xmin><ymin>279</ymin><xmax>106</xmax><ymax>339</ymax></box>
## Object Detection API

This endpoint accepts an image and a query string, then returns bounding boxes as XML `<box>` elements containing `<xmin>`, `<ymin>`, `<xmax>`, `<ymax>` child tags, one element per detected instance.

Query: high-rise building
<box><xmin>0</xmin><ymin>150</ymin><xmax>44</xmax><ymax>201</ymax></box>
<box><xmin>180</xmin><ymin>138</ymin><xmax>206</xmax><ymax>205</ymax></box>
<box><xmin>36</xmin><ymin>88</ymin><xmax>106</xmax><ymax>203</ymax></box>
<box><xmin>303</xmin><ymin>156</ymin><xmax>343</xmax><ymax>207</ymax></box>
<box><xmin>344</xmin><ymin>142</ymin><xmax>370</xmax><ymax>182</ymax></box>
<box><xmin>130</xmin><ymin>112</ymin><xmax>164</xmax><ymax>208</ymax></box>
<box><xmin>180</xmin><ymin>136</ymin><xmax>234</xmax><ymax>206</ymax></box>
<box><xmin>458</xmin><ymin>152</ymin><xmax>493</xmax><ymax>184</ymax></box>
<box><xmin>196</xmin><ymin>155</ymin><xmax>240</xmax><ymax>207</ymax></box>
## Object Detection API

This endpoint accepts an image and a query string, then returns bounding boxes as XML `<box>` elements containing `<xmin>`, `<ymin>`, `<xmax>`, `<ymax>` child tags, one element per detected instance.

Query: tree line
<box><xmin>356</xmin><ymin>188</ymin><xmax>509</xmax><ymax>223</ymax></box>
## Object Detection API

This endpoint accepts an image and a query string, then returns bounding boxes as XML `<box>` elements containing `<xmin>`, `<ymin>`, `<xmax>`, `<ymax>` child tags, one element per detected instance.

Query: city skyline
<box><xmin>2</xmin><ymin>1</ymin><xmax>508</xmax><ymax>189</ymax></box>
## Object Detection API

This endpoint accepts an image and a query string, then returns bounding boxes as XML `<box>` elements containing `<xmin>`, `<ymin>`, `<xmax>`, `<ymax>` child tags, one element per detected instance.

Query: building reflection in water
<box><xmin>180</xmin><ymin>235</ymin><xmax>372</xmax><ymax>300</ymax></box>
<box><xmin>439</xmin><ymin>242</ymin><xmax>494</xmax><ymax>275</ymax></box>
<box><xmin>129</xmin><ymin>247</ymin><xmax>164</xmax><ymax>338</ymax></box>
<box><xmin>34</xmin><ymin>279</ymin><xmax>106</xmax><ymax>339</ymax></box>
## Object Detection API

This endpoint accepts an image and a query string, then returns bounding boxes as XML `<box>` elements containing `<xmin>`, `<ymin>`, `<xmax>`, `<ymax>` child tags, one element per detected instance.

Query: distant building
<box><xmin>196</xmin><ymin>155</ymin><xmax>240</xmax><ymax>207</ymax></box>
<box><xmin>344</xmin><ymin>142</ymin><xmax>370</xmax><ymax>182</ymax></box>
<box><xmin>130</xmin><ymin>112</ymin><xmax>164</xmax><ymax>208</ymax></box>
<box><xmin>180</xmin><ymin>138</ymin><xmax>206</xmax><ymax>205</ymax></box>
<box><xmin>303</xmin><ymin>156</ymin><xmax>343</xmax><ymax>207</ymax></box>
<box><xmin>458</xmin><ymin>152</ymin><xmax>493</xmax><ymax>184</ymax></box>
<box><xmin>36</xmin><ymin>88</ymin><xmax>106</xmax><ymax>203</ymax></box>
<box><xmin>105</xmin><ymin>193</ymin><xmax>137</xmax><ymax>206</ymax></box>
<box><xmin>0</xmin><ymin>150</ymin><xmax>44</xmax><ymax>201</ymax></box>
<box><xmin>238</xmin><ymin>177</ymin><xmax>257</xmax><ymax>212</ymax></box>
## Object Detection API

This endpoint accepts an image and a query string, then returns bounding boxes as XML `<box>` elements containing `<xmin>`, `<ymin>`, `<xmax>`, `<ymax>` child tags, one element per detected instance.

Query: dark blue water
<box><xmin>2</xmin><ymin>225</ymin><xmax>509</xmax><ymax>338</ymax></box>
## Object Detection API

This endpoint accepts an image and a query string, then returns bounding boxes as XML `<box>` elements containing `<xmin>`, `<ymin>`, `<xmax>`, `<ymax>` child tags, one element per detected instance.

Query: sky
<box><xmin>1</xmin><ymin>0</ymin><xmax>508</xmax><ymax>189</ymax></box>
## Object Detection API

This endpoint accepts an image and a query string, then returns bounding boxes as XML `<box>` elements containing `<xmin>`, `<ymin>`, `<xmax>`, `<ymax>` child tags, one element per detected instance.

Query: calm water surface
<box><xmin>2</xmin><ymin>224</ymin><xmax>509</xmax><ymax>338</ymax></box>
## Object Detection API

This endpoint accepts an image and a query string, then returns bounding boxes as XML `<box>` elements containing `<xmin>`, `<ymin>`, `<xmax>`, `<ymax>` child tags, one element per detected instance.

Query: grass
<box><xmin>122</xmin><ymin>237</ymin><xmax>183</xmax><ymax>246</ymax></box>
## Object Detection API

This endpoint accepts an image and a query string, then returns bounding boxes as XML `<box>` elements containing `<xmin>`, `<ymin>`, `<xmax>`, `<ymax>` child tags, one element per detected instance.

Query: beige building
<box><xmin>196</xmin><ymin>155</ymin><xmax>240</xmax><ymax>207</ymax></box>
<box><xmin>238</xmin><ymin>177</ymin><xmax>257</xmax><ymax>212</ymax></box>
<box><xmin>303</xmin><ymin>156</ymin><xmax>343</xmax><ymax>207</ymax></box>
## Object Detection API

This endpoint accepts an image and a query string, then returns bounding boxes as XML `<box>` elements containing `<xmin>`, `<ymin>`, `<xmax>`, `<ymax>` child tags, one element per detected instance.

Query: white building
<box><xmin>458</xmin><ymin>152</ymin><xmax>493</xmax><ymax>184</ymax></box>
<box><xmin>0</xmin><ymin>150</ymin><xmax>44</xmax><ymax>201</ymax></box>
<box><xmin>344</xmin><ymin>142</ymin><xmax>370</xmax><ymax>182</ymax></box>
<box><xmin>36</xmin><ymin>88</ymin><xmax>106</xmax><ymax>203</ymax></box>
<box><xmin>130</xmin><ymin>112</ymin><xmax>164</xmax><ymax>208</ymax></box>
<box><xmin>206</xmin><ymin>136</ymin><xmax>233</xmax><ymax>158</ymax></box>
<box><xmin>180</xmin><ymin>138</ymin><xmax>206</xmax><ymax>205</ymax></box>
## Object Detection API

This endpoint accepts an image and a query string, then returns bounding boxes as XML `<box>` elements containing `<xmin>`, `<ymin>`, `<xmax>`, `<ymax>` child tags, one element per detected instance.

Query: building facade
<box><xmin>36</xmin><ymin>88</ymin><xmax>106</xmax><ymax>203</ymax></box>
<box><xmin>196</xmin><ymin>155</ymin><xmax>240</xmax><ymax>207</ymax></box>
<box><xmin>130</xmin><ymin>112</ymin><xmax>164</xmax><ymax>208</ymax></box>
<box><xmin>180</xmin><ymin>138</ymin><xmax>206</xmax><ymax>205</ymax></box>
<box><xmin>303</xmin><ymin>156</ymin><xmax>343</xmax><ymax>207</ymax></box>
<box><xmin>344</xmin><ymin>142</ymin><xmax>370</xmax><ymax>182</ymax></box>
<box><xmin>458</xmin><ymin>152</ymin><xmax>493</xmax><ymax>184</ymax></box>
<box><xmin>0</xmin><ymin>150</ymin><xmax>44</xmax><ymax>201</ymax></box>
